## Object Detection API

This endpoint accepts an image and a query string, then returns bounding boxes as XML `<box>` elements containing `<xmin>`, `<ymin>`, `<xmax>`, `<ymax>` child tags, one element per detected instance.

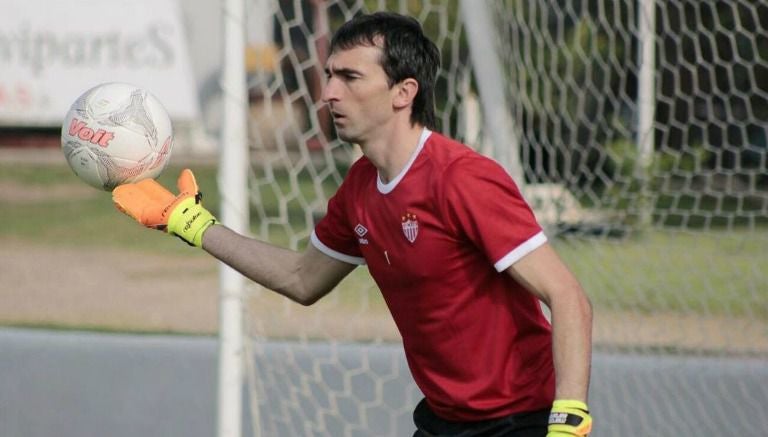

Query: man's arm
<box><xmin>112</xmin><ymin>169</ymin><xmax>356</xmax><ymax>306</ymax></box>
<box><xmin>202</xmin><ymin>224</ymin><xmax>356</xmax><ymax>306</ymax></box>
<box><xmin>505</xmin><ymin>242</ymin><xmax>592</xmax><ymax>402</ymax></box>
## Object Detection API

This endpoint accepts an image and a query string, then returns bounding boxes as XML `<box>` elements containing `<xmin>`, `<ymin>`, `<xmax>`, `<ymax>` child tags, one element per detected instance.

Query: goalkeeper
<box><xmin>114</xmin><ymin>11</ymin><xmax>593</xmax><ymax>437</ymax></box>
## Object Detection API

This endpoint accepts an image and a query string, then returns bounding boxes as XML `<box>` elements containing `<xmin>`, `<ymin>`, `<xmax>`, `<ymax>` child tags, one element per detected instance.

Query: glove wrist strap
<box><xmin>167</xmin><ymin>197</ymin><xmax>218</xmax><ymax>247</ymax></box>
<box><xmin>549</xmin><ymin>399</ymin><xmax>592</xmax><ymax>436</ymax></box>
<box><xmin>552</xmin><ymin>400</ymin><xmax>589</xmax><ymax>411</ymax></box>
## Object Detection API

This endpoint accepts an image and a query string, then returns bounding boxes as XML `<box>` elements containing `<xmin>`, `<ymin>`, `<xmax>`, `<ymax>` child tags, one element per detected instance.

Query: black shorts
<box><xmin>412</xmin><ymin>398</ymin><xmax>549</xmax><ymax>437</ymax></box>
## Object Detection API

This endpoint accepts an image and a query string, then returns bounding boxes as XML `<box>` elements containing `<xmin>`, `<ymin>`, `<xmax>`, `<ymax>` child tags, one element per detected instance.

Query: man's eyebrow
<box><xmin>324</xmin><ymin>66</ymin><xmax>363</xmax><ymax>76</ymax></box>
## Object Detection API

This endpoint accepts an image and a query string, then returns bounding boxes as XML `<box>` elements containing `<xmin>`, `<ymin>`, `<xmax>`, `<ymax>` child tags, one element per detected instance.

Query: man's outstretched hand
<box><xmin>113</xmin><ymin>169</ymin><xmax>218</xmax><ymax>247</ymax></box>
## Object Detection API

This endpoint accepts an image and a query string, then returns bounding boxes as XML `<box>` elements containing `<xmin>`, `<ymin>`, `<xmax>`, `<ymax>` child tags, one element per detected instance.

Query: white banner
<box><xmin>0</xmin><ymin>0</ymin><xmax>201</xmax><ymax>127</ymax></box>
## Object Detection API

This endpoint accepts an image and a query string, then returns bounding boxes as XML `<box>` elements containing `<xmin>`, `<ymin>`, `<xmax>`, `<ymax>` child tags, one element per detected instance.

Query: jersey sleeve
<box><xmin>311</xmin><ymin>176</ymin><xmax>366</xmax><ymax>266</ymax></box>
<box><xmin>440</xmin><ymin>155</ymin><xmax>547</xmax><ymax>272</ymax></box>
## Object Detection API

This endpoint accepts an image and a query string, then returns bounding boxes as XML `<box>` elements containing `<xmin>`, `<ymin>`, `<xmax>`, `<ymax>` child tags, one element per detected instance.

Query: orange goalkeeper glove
<box><xmin>547</xmin><ymin>400</ymin><xmax>593</xmax><ymax>436</ymax></box>
<box><xmin>112</xmin><ymin>169</ymin><xmax>218</xmax><ymax>247</ymax></box>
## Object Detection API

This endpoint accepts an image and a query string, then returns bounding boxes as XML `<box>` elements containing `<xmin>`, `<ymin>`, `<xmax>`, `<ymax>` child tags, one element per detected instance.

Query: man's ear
<box><xmin>393</xmin><ymin>78</ymin><xmax>419</xmax><ymax>110</ymax></box>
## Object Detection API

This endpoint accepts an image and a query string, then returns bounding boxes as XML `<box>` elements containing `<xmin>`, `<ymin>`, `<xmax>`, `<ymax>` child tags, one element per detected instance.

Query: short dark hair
<box><xmin>330</xmin><ymin>12</ymin><xmax>440</xmax><ymax>129</ymax></box>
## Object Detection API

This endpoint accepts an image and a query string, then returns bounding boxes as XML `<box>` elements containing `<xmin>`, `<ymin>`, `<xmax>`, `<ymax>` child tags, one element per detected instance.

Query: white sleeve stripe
<box><xmin>310</xmin><ymin>231</ymin><xmax>366</xmax><ymax>265</ymax></box>
<box><xmin>493</xmin><ymin>231</ymin><xmax>548</xmax><ymax>272</ymax></box>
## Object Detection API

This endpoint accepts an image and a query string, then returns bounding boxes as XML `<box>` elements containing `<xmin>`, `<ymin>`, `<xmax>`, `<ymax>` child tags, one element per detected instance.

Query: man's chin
<box><xmin>335</xmin><ymin>129</ymin><xmax>359</xmax><ymax>144</ymax></box>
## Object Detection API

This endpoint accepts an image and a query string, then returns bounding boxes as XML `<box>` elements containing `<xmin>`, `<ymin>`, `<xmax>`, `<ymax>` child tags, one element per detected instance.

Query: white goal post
<box><xmin>217</xmin><ymin>1</ymin><xmax>768</xmax><ymax>436</ymax></box>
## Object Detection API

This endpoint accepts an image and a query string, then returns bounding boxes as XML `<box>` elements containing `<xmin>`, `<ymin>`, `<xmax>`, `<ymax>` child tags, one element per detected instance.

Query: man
<box><xmin>113</xmin><ymin>11</ymin><xmax>593</xmax><ymax>437</ymax></box>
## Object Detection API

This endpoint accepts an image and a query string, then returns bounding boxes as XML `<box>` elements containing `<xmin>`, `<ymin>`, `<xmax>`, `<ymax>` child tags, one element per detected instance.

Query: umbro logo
<box><xmin>354</xmin><ymin>224</ymin><xmax>367</xmax><ymax>237</ymax></box>
<box><xmin>355</xmin><ymin>224</ymin><xmax>369</xmax><ymax>245</ymax></box>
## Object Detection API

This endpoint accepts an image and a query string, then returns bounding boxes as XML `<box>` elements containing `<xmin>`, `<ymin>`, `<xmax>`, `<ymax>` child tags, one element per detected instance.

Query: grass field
<box><xmin>0</xmin><ymin>162</ymin><xmax>220</xmax><ymax>253</ymax></box>
<box><xmin>555</xmin><ymin>230</ymin><xmax>767</xmax><ymax>318</ymax></box>
<box><xmin>1</xmin><ymin>158</ymin><xmax>765</xmax><ymax>324</ymax></box>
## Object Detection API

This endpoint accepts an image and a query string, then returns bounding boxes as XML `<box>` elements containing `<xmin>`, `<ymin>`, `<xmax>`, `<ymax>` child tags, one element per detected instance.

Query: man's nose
<box><xmin>321</xmin><ymin>78</ymin><xmax>339</xmax><ymax>103</ymax></box>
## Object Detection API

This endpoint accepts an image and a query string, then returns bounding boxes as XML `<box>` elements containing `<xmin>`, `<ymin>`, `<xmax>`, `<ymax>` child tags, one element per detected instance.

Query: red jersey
<box><xmin>311</xmin><ymin>129</ymin><xmax>555</xmax><ymax>421</ymax></box>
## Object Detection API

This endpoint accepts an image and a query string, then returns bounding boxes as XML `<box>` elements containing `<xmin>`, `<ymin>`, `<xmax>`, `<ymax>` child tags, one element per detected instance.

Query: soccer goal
<box><xmin>216</xmin><ymin>1</ymin><xmax>768</xmax><ymax>436</ymax></box>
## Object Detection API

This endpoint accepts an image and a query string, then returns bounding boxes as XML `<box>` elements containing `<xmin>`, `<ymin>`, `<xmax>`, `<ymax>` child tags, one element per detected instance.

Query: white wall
<box><xmin>0</xmin><ymin>0</ymin><xmax>200</xmax><ymax>127</ymax></box>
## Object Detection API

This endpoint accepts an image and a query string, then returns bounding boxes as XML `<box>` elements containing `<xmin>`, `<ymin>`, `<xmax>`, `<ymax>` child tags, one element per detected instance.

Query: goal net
<box><xmin>228</xmin><ymin>0</ymin><xmax>767</xmax><ymax>435</ymax></box>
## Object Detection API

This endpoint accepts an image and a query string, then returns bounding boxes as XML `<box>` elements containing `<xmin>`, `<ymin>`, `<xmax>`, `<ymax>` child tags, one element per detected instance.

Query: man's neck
<box><xmin>361</xmin><ymin>123</ymin><xmax>425</xmax><ymax>183</ymax></box>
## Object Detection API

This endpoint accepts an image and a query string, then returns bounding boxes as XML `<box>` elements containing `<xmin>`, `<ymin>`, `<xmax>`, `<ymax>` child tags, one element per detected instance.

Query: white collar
<box><xmin>377</xmin><ymin>128</ymin><xmax>432</xmax><ymax>194</ymax></box>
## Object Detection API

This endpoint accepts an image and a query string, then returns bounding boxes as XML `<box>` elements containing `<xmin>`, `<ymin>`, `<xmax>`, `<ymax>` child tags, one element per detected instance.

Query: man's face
<box><xmin>322</xmin><ymin>44</ymin><xmax>397</xmax><ymax>144</ymax></box>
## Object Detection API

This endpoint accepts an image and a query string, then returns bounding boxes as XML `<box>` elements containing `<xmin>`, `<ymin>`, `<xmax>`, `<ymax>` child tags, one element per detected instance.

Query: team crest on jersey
<box><xmin>401</xmin><ymin>212</ymin><xmax>418</xmax><ymax>243</ymax></box>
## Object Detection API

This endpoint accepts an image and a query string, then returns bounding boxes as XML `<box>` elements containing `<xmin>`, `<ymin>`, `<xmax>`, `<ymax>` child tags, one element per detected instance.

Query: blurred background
<box><xmin>1</xmin><ymin>1</ymin><xmax>767</xmax><ymax>436</ymax></box>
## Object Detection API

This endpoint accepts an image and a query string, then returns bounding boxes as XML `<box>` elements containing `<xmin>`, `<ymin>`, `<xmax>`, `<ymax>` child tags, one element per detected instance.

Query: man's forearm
<box><xmin>201</xmin><ymin>225</ymin><xmax>355</xmax><ymax>305</ymax></box>
<box><xmin>550</xmin><ymin>289</ymin><xmax>593</xmax><ymax>401</ymax></box>
<box><xmin>202</xmin><ymin>225</ymin><xmax>306</xmax><ymax>300</ymax></box>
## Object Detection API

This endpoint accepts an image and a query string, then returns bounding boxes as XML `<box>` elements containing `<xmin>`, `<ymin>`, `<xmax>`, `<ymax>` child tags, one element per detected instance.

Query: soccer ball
<box><xmin>61</xmin><ymin>82</ymin><xmax>173</xmax><ymax>191</ymax></box>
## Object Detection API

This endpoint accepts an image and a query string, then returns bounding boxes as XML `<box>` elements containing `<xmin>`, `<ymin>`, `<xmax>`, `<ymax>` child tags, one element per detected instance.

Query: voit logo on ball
<box><xmin>67</xmin><ymin>118</ymin><xmax>115</xmax><ymax>147</ymax></box>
